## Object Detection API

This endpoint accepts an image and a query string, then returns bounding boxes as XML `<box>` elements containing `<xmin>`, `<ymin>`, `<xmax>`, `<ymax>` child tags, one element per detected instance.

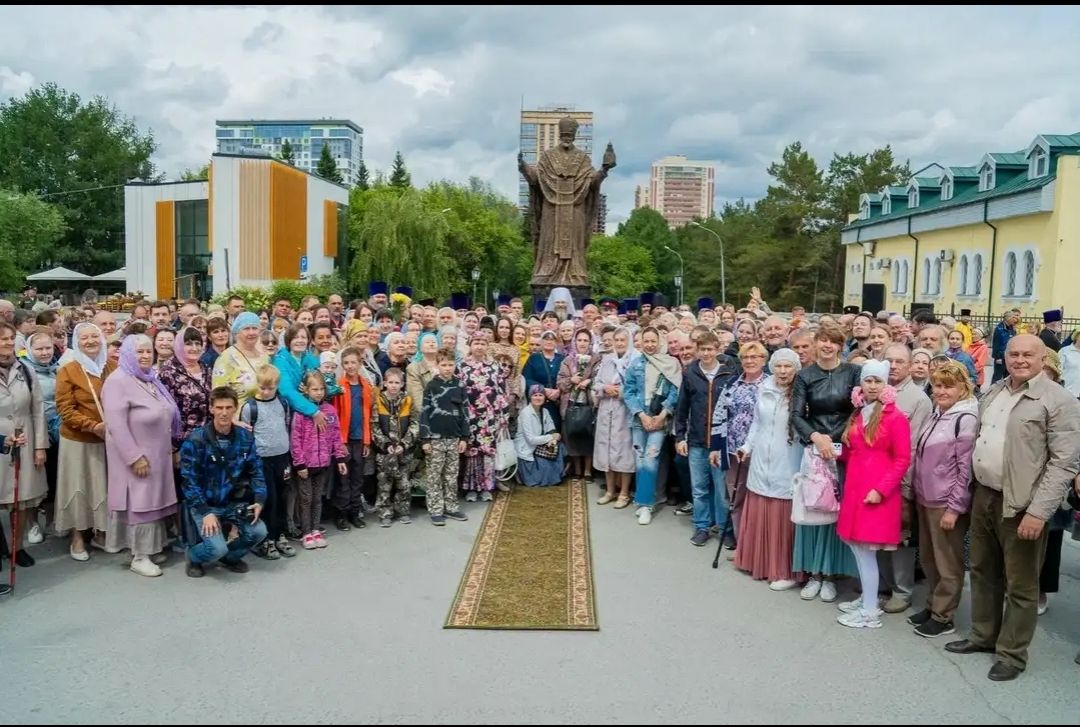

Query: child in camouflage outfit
<box><xmin>419</xmin><ymin>350</ymin><xmax>470</xmax><ymax>526</ymax></box>
<box><xmin>370</xmin><ymin>367</ymin><xmax>419</xmax><ymax>527</ymax></box>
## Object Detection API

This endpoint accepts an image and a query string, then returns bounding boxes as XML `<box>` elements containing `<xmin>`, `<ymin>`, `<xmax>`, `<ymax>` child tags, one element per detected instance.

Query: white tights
<box><xmin>850</xmin><ymin>544</ymin><xmax>880</xmax><ymax>615</ymax></box>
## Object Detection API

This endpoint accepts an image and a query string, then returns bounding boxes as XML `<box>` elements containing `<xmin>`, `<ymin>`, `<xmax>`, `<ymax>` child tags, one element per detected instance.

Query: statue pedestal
<box><xmin>531</xmin><ymin>284</ymin><xmax>592</xmax><ymax>308</ymax></box>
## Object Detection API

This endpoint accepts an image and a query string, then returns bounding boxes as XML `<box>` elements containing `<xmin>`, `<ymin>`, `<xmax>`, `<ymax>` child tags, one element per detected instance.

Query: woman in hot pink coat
<box><xmin>834</xmin><ymin>360</ymin><xmax>911</xmax><ymax>629</ymax></box>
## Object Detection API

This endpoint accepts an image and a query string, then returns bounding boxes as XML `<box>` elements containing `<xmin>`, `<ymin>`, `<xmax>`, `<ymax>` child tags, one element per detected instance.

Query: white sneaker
<box><xmin>838</xmin><ymin>609</ymin><xmax>883</xmax><ymax>629</ymax></box>
<box><xmin>837</xmin><ymin>598</ymin><xmax>863</xmax><ymax>614</ymax></box>
<box><xmin>465</xmin><ymin>491</ymin><xmax>478</xmax><ymax>503</ymax></box>
<box><xmin>769</xmin><ymin>579</ymin><xmax>799</xmax><ymax>591</ymax></box>
<box><xmin>27</xmin><ymin>522</ymin><xmax>44</xmax><ymax>544</ymax></box>
<box><xmin>819</xmin><ymin>581</ymin><xmax>838</xmax><ymax>603</ymax></box>
<box><xmin>480</xmin><ymin>491</ymin><xmax>493</xmax><ymax>502</ymax></box>
<box><xmin>800</xmin><ymin>578</ymin><xmax>822</xmax><ymax>600</ymax></box>
<box><xmin>636</xmin><ymin>506</ymin><xmax>653</xmax><ymax>525</ymax></box>
<box><xmin>130</xmin><ymin>556</ymin><xmax>163</xmax><ymax>578</ymax></box>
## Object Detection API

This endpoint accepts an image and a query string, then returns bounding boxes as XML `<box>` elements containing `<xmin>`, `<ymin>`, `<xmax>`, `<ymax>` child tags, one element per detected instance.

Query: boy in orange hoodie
<box><xmin>332</xmin><ymin>346</ymin><xmax>374</xmax><ymax>529</ymax></box>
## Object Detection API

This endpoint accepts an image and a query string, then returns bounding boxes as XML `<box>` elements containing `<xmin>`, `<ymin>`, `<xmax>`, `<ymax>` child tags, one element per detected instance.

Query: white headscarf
<box><xmin>68</xmin><ymin>322</ymin><xmax>108</xmax><ymax>377</ymax></box>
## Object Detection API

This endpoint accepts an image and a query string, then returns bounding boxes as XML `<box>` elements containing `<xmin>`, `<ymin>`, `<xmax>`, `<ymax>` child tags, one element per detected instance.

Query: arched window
<box><xmin>909</xmin><ymin>188</ymin><xmax>920</xmax><ymax>208</ymax></box>
<box><xmin>973</xmin><ymin>254</ymin><xmax>983</xmax><ymax>295</ymax></box>
<box><xmin>892</xmin><ymin>263</ymin><xmax>900</xmax><ymax>293</ymax></box>
<box><xmin>901</xmin><ymin>260</ymin><xmax>909</xmax><ymax>294</ymax></box>
<box><xmin>932</xmin><ymin>258</ymin><xmax>942</xmax><ymax>295</ymax></box>
<box><xmin>1005</xmin><ymin>252</ymin><xmax>1017</xmax><ymax>296</ymax></box>
<box><xmin>1022</xmin><ymin>250</ymin><xmax>1036</xmax><ymax>296</ymax></box>
<box><xmin>923</xmin><ymin>257</ymin><xmax>932</xmax><ymax>294</ymax></box>
<box><xmin>958</xmin><ymin>255</ymin><xmax>969</xmax><ymax>295</ymax></box>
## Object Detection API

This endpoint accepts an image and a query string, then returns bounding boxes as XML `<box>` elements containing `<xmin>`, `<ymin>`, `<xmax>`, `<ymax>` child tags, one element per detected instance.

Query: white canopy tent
<box><xmin>92</xmin><ymin>267</ymin><xmax>127</xmax><ymax>282</ymax></box>
<box><xmin>26</xmin><ymin>266</ymin><xmax>92</xmax><ymax>282</ymax></box>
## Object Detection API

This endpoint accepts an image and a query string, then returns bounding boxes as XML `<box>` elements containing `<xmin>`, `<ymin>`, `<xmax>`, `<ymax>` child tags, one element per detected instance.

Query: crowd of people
<box><xmin>1</xmin><ymin>282</ymin><xmax>1079</xmax><ymax>682</ymax></box>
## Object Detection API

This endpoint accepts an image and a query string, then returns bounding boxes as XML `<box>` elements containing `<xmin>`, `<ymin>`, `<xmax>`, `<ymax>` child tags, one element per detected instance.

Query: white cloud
<box><xmin>1</xmin><ymin>6</ymin><xmax>1079</xmax><ymax>226</ymax></box>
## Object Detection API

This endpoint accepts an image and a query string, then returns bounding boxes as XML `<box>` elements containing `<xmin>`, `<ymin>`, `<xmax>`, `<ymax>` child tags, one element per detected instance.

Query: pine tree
<box><xmin>389</xmin><ymin>150</ymin><xmax>411</xmax><ymax>188</ymax></box>
<box><xmin>279</xmin><ymin>139</ymin><xmax>295</xmax><ymax>165</ymax></box>
<box><xmin>356</xmin><ymin>160</ymin><xmax>370</xmax><ymax>191</ymax></box>
<box><xmin>316</xmin><ymin>144</ymin><xmax>343</xmax><ymax>184</ymax></box>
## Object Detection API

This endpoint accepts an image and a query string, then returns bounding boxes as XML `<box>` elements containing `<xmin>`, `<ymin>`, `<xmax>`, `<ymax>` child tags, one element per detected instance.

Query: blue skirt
<box><xmin>518</xmin><ymin>449</ymin><xmax>565</xmax><ymax>487</ymax></box>
<box><xmin>793</xmin><ymin>523</ymin><xmax>858</xmax><ymax>578</ymax></box>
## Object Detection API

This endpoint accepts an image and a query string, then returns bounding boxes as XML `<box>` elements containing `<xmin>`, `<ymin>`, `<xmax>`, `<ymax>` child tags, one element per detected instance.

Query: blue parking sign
<box><xmin>300</xmin><ymin>255</ymin><xmax>308</xmax><ymax>274</ymax></box>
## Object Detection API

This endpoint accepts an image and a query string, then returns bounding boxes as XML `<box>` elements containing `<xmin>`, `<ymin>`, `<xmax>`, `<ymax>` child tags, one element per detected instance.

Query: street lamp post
<box><xmin>471</xmin><ymin>267</ymin><xmax>480</xmax><ymax>307</ymax></box>
<box><xmin>663</xmin><ymin>245</ymin><xmax>685</xmax><ymax>307</ymax></box>
<box><xmin>689</xmin><ymin>221</ymin><xmax>725</xmax><ymax>307</ymax></box>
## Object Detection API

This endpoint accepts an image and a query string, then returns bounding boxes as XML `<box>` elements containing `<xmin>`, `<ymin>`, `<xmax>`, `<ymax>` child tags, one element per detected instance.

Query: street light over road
<box><xmin>689</xmin><ymin>220</ymin><xmax>726</xmax><ymax>307</ymax></box>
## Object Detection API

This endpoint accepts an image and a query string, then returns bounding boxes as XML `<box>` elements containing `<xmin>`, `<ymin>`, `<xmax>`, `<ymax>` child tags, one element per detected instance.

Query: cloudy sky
<box><xmin>2</xmin><ymin>6</ymin><xmax>1078</xmax><ymax>225</ymax></box>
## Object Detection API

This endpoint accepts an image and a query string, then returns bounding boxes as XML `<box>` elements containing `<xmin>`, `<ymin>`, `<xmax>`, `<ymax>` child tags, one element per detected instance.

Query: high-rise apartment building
<box><xmin>642</xmin><ymin>155</ymin><xmax>715</xmax><ymax>228</ymax></box>
<box><xmin>215</xmin><ymin>119</ymin><xmax>363</xmax><ymax>186</ymax></box>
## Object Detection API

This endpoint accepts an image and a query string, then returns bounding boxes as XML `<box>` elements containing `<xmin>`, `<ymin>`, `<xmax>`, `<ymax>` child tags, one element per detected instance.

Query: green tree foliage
<box><xmin>356</xmin><ymin>160</ymin><xmax>370</xmax><ymax>191</ymax></box>
<box><xmin>179</xmin><ymin>163</ymin><xmax>209</xmax><ymax>181</ymax></box>
<box><xmin>209</xmin><ymin>273</ymin><xmax>346</xmax><ymax>311</ymax></box>
<box><xmin>675</xmin><ymin>142</ymin><xmax>908</xmax><ymax>312</ymax></box>
<box><xmin>389</xmin><ymin>151</ymin><xmax>411</xmax><ymax>188</ymax></box>
<box><xmin>586</xmin><ymin>234</ymin><xmax>656</xmax><ymax>299</ymax></box>
<box><xmin>316</xmin><ymin>144</ymin><xmax>343</xmax><ymax>184</ymax></box>
<box><xmin>616</xmin><ymin>207</ymin><xmax>676</xmax><ymax>299</ymax></box>
<box><xmin>0</xmin><ymin>83</ymin><xmax>156</xmax><ymax>274</ymax></box>
<box><xmin>279</xmin><ymin>139</ymin><xmax>296</xmax><ymax>166</ymax></box>
<box><xmin>346</xmin><ymin>178</ymin><xmax>527</xmax><ymax>302</ymax></box>
<box><xmin>0</xmin><ymin>190</ymin><xmax>66</xmax><ymax>290</ymax></box>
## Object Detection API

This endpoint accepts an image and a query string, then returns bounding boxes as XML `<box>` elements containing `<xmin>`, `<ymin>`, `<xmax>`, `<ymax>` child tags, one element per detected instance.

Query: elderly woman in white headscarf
<box><xmin>728</xmin><ymin>348</ymin><xmax>804</xmax><ymax>591</ymax></box>
<box><xmin>54</xmin><ymin>322</ymin><xmax>116</xmax><ymax>560</ymax></box>
<box><xmin>592</xmin><ymin>325</ymin><xmax>636</xmax><ymax>507</ymax></box>
<box><xmin>544</xmin><ymin>287</ymin><xmax>577</xmax><ymax>322</ymax></box>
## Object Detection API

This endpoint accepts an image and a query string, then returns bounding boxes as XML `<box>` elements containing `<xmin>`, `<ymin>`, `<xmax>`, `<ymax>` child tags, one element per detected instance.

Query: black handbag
<box><xmin>564</xmin><ymin>402</ymin><xmax>594</xmax><ymax>437</ymax></box>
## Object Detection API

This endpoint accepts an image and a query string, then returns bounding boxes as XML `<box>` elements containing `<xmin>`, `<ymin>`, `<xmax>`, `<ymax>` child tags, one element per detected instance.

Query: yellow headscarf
<box><xmin>341</xmin><ymin>318</ymin><xmax>368</xmax><ymax>348</ymax></box>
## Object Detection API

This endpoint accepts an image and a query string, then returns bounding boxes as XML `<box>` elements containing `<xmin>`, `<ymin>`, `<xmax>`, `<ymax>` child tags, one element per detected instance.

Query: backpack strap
<box><xmin>954</xmin><ymin>411</ymin><xmax>976</xmax><ymax>438</ymax></box>
<box><xmin>17</xmin><ymin>359</ymin><xmax>33</xmax><ymax>393</ymax></box>
<box><xmin>245</xmin><ymin>398</ymin><xmax>258</xmax><ymax>429</ymax></box>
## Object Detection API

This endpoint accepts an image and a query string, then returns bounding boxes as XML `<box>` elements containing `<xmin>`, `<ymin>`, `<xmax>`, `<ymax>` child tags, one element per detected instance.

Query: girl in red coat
<box><xmin>836</xmin><ymin>360</ymin><xmax>911</xmax><ymax>629</ymax></box>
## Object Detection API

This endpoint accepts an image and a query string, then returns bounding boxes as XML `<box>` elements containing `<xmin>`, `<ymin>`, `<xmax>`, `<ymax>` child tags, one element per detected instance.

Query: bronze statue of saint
<box><xmin>519</xmin><ymin>116</ymin><xmax>615</xmax><ymax>292</ymax></box>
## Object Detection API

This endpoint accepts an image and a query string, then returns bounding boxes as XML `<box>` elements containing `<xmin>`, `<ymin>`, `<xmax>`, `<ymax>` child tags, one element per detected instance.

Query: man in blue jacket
<box><xmin>674</xmin><ymin>331</ymin><xmax>740</xmax><ymax>547</ymax></box>
<box><xmin>991</xmin><ymin>309</ymin><xmax>1019</xmax><ymax>384</ymax></box>
<box><xmin>180</xmin><ymin>387</ymin><xmax>268</xmax><ymax>578</ymax></box>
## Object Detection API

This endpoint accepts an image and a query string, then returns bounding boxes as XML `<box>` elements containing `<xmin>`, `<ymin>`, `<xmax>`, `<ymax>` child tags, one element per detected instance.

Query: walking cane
<box><xmin>9</xmin><ymin>429</ymin><xmax>22</xmax><ymax>592</ymax></box>
<box><xmin>712</xmin><ymin>457</ymin><xmax>744</xmax><ymax>569</ymax></box>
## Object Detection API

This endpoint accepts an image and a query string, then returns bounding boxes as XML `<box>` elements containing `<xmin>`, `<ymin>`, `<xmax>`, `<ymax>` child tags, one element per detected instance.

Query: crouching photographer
<box><xmin>179</xmin><ymin>386</ymin><xmax>267</xmax><ymax>578</ymax></box>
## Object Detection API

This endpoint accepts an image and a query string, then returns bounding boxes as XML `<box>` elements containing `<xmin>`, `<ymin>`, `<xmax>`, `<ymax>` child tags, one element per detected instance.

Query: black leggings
<box><xmin>261</xmin><ymin>454</ymin><xmax>292</xmax><ymax>540</ymax></box>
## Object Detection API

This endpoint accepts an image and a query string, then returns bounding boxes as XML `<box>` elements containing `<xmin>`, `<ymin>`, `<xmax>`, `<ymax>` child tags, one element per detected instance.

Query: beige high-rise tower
<box><xmin>641</xmin><ymin>155</ymin><xmax>715</xmax><ymax>228</ymax></box>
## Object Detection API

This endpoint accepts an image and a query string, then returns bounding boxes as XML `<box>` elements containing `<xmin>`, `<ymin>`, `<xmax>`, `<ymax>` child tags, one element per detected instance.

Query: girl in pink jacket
<box><xmin>835</xmin><ymin>360</ymin><xmax>911</xmax><ymax>629</ymax></box>
<box><xmin>291</xmin><ymin>371</ymin><xmax>348</xmax><ymax>550</ymax></box>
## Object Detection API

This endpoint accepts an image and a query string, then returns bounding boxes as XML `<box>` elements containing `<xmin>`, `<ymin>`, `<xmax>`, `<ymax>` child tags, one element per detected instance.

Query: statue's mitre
<box><xmin>558</xmin><ymin>116</ymin><xmax>578</xmax><ymax>135</ymax></box>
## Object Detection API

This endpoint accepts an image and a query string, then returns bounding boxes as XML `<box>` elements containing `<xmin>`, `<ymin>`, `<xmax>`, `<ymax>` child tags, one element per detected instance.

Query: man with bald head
<box><xmin>92</xmin><ymin>310</ymin><xmax>117</xmax><ymax>338</ymax></box>
<box><xmin>788</xmin><ymin>328</ymin><xmax>816</xmax><ymax>369</ymax></box>
<box><xmin>947</xmin><ymin>335</ymin><xmax>1080</xmax><ymax>681</ymax></box>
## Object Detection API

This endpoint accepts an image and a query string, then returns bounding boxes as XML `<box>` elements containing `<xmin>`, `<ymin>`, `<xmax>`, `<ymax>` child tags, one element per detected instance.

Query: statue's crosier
<box><xmin>519</xmin><ymin>116</ymin><xmax>615</xmax><ymax>297</ymax></box>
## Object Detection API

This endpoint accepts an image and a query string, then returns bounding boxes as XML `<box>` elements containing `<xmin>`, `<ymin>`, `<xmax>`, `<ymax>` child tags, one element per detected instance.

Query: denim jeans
<box><xmin>188</xmin><ymin>507</ymin><xmax>269</xmax><ymax>566</ymax></box>
<box><xmin>688</xmin><ymin>446</ymin><xmax>729</xmax><ymax>533</ymax></box>
<box><xmin>632</xmin><ymin>426</ymin><xmax>667</xmax><ymax>508</ymax></box>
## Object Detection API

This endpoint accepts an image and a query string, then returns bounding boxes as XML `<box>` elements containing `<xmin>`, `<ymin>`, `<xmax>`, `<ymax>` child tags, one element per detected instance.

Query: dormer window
<box><xmin>979</xmin><ymin>163</ymin><xmax>994</xmax><ymax>191</ymax></box>
<box><xmin>940</xmin><ymin>177</ymin><xmax>952</xmax><ymax>201</ymax></box>
<box><xmin>859</xmin><ymin>200</ymin><xmax>870</xmax><ymax>220</ymax></box>
<box><xmin>908</xmin><ymin>188</ymin><xmax>919</xmax><ymax>208</ymax></box>
<box><xmin>1030</xmin><ymin>147</ymin><xmax>1048</xmax><ymax>177</ymax></box>
<box><xmin>881</xmin><ymin>196</ymin><xmax>890</xmax><ymax>214</ymax></box>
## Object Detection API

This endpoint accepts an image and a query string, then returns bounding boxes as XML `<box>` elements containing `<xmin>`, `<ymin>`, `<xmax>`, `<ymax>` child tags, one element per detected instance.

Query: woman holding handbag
<box><xmin>623</xmin><ymin>326</ymin><xmax>681</xmax><ymax>525</ymax></box>
<box><xmin>557</xmin><ymin>329</ymin><xmax>598</xmax><ymax>485</ymax></box>
<box><xmin>514</xmin><ymin>385</ymin><xmax>566</xmax><ymax>487</ymax></box>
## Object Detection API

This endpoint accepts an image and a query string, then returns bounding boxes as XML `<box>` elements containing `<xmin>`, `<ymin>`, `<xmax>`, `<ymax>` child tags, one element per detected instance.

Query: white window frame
<box><xmin>923</xmin><ymin>257</ymin><xmax>933</xmax><ymax>294</ymax></box>
<box><xmin>979</xmin><ymin>163</ymin><xmax>994</xmax><ymax>191</ymax></box>
<box><xmin>909</xmin><ymin>188</ymin><xmax>919</xmax><ymax>208</ymax></box>
<box><xmin>932</xmin><ymin>258</ymin><xmax>942</xmax><ymax>295</ymax></box>
<box><xmin>1004</xmin><ymin>252</ymin><xmax>1018</xmax><ymax>297</ymax></box>
<box><xmin>881</xmin><ymin>195</ymin><xmax>891</xmax><ymax>215</ymax></box>
<box><xmin>972</xmin><ymin>253</ymin><xmax>983</xmax><ymax>295</ymax></box>
<box><xmin>901</xmin><ymin>260</ymin><xmax>909</xmax><ymax>295</ymax></box>
<box><xmin>957</xmin><ymin>254</ymin><xmax>969</xmax><ymax>295</ymax></box>
<box><xmin>1029</xmin><ymin>146</ymin><xmax>1048</xmax><ymax>178</ymax></box>
<box><xmin>940</xmin><ymin>176</ymin><xmax>953</xmax><ymax>201</ymax></box>
<box><xmin>1022</xmin><ymin>250</ymin><xmax>1036</xmax><ymax>296</ymax></box>
<box><xmin>859</xmin><ymin>200</ymin><xmax>870</xmax><ymax>220</ymax></box>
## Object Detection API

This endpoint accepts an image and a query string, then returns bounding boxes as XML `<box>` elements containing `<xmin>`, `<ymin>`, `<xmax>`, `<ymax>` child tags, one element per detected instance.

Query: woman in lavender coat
<box><xmin>102</xmin><ymin>335</ymin><xmax>180</xmax><ymax>577</ymax></box>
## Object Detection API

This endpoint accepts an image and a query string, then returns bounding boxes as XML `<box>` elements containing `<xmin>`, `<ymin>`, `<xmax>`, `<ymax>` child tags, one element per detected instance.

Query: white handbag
<box><xmin>495</xmin><ymin>429</ymin><xmax>517</xmax><ymax>472</ymax></box>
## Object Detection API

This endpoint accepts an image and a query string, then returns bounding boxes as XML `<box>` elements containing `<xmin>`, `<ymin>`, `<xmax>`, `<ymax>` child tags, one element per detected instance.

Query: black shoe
<box><xmin>431</xmin><ymin>515</ymin><xmax>446</xmax><ymax>526</ymax></box>
<box><xmin>221</xmin><ymin>558</ymin><xmax>249</xmax><ymax>574</ymax></box>
<box><xmin>987</xmin><ymin>661</ymin><xmax>1022</xmax><ymax>681</ymax></box>
<box><xmin>14</xmin><ymin>549</ymin><xmax>34</xmax><ymax>567</ymax></box>
<box><xmin>348</xmin><ymin>514</ymin><xmax>366</xmax><ymax>529</ymax></box>
<box><xmin>335</xmin><ymin>517</ymin><xmax>352</xmax><ymax>532</ymax></box>
<box><xmin>1074</xmin><ymin>650</ymin><xmax>1080</xmax><ymax>666</ymax></box>
<box><xmin>914</xmin><ymin>619</ymin><xmax>955</xmax><ymax>638</ymax></box>
<box><xmin>444</xmin><ymin>510</ymin><xmax>469</xmax><ymax>522</ymax></box>
<box><xmin>674</xmin><ymin>503</ymin><xmax>694</xmax><ymax>516</ymax></box>
<box><xmin>945</xmin><ymin>639</ymin><xmax>995</xmax><ymax>655</ymax></box>
<box><xmin>316</xmin><ymin>525</ymin><xmax>327</xmax><ymax>534</ymax></box>
<box><xmin>285</xmin><ymin>527</ymin><xmax>304</xmax><ymax>541</ymax></box>
<box><xmin>907</xmin><ymin>608</ymin><xmax>933</xmax><ymax>627</ymax></box>
<box><xmin>723</xmin><ymin>537</ymin><xmax>737</xmax><ymax>550</ymax></box>
<box><xmin>690</xmin><ymin>529</ymin><xmax>710</xmax><ymax>547</ymax></box>
<box><xmin>186</xmin><ymin>562</ymin><xmax>205</xmax><ymax>578</ymax></box>
<box><xmin>0</xmin><ymin>583</ymin><xmax>11</xmax><ymax>596</ymax></box>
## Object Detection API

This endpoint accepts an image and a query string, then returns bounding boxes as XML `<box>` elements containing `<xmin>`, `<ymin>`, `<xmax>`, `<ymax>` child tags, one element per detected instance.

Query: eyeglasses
<box><xmin>741</xmin><ymin>354</ymin><xmax>766</xmax><ymax>360</ymax></box>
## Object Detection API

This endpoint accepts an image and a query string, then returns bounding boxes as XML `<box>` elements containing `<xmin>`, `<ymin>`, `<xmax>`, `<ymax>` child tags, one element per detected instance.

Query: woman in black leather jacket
<box><xmin>790</xmin><ymin>324</ymin><xmax>861</xmax><ymax>603</ymax></box>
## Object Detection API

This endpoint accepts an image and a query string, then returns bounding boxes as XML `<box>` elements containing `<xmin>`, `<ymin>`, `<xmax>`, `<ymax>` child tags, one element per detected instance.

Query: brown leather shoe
<box><xmin>945</xmin><ymin>639</ymin><xmax>995</xmax><ymax>655</ymax></box>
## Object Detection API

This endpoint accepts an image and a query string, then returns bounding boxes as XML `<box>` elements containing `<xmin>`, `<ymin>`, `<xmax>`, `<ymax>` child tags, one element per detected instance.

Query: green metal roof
<box><xmin>987</xmin><ymin>152</ymin><xmax>1027</xmax><ymax>166</ymax></box>
<box><xmin>845</xmin><ymin>165</ymin><xmax>1057</xmax><ymax>231</ymax></box>
<box><xmin>1041</xmin><ymin>133</ymin><xmax>1080</xmax><ymax>148</ymax></box>
<box><xmin>862</xmin><ymin>193</ymin><xmax>882</xmax><ymax>203</ymax></box>
<box><xmin>912</xmin><ymin>176</ymin><xmax>941</xmax><ymax>189</ymax></box>
<box><xmin>947</xmin><ymin>166</ymin><xmax>979</xmax><ymax>179</ymax></box>
<box><xmin>883</xmin><ymin>185</ymin><xmax>907</xmax><ymax>197</ymax></box>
